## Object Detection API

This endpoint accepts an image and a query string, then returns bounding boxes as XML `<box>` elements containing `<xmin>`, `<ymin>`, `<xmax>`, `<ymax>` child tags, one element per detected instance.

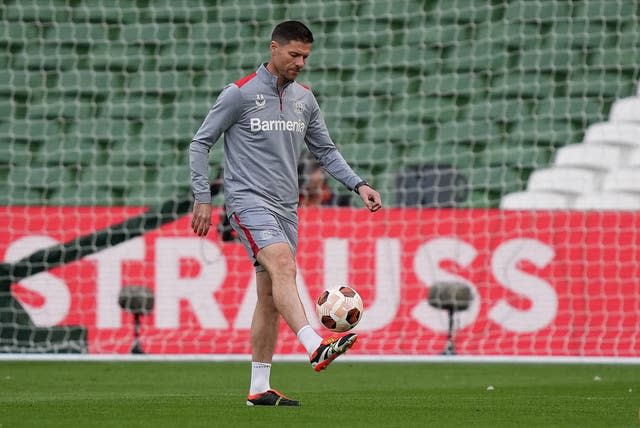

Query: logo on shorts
<box><xmin>260</xmin><ymin>230</ymin><xmax>276</xmax><ymax>240</ymax></box>
<box><xmin>255</xmin><ymin>94</ymin><xmax>265</xmax><ymax>108</ymax></box>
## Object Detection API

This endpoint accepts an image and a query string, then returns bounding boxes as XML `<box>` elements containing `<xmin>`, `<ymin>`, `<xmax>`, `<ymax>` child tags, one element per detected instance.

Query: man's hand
<box><xmin>191</xmin><ymin>203</ymin><xmax>213</xmax><ymax>236</ymax></box>
<box><xmin>357</xmin><ymin>185</ymin><xmax>382</xmax><ymax>212</ymax></box>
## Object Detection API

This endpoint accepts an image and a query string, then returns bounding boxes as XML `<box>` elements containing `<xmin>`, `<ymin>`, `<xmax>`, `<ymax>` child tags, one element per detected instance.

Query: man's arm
<box><xmin>304</xmin><ymin>95</ymin><xmax>382</xmax><ymax>212</ymax></box>
<box><xmin>190</xmin><ymin>84</ymin><xmax>242</xmax><ymax>236</ymax></box>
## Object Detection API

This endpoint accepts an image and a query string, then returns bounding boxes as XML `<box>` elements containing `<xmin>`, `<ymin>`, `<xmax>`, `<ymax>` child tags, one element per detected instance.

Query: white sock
<box><xmin>296</xmin><ymin>325</ymin><xmax>322</xmax><ymax>356</ymax></box>
<box><xmin>249</xmin><ymin>362</ymin><xmax>271</xmax><ymax>395</ymax></box>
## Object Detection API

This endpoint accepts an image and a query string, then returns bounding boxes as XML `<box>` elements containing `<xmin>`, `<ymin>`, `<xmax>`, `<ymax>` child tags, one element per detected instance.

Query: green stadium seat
<box><xmin>38</xmin><ymin>136</ymin><xmax>102</xmax><ymax>166</ymax></box>
<box><xmin>478</xmin><ymin>141</ymin><xmax>552</xmax><ymax>169</ymax></box>
<box><xmin>11</xmin><ymin>43</ymin><xmax>79</xmax><ymax>71</ymax></box>
<box><xmin>8</xmin><ymin>165</ymin><xmax>74</xmax><ymax>190</ymax></box>
<box><xmin>517</xmin><ymin>47</ymin><xmax>584</xmax><ymax>72</ymax></box>
<box><xmin>534</xmin><ymin>98</ymin><xmax>607</xmax><ymax>125</ymax></box>
<box><xmin>157</xmin><ymin>42</ymin><xmax>217</xmax><ymax>71</ymax></box>
<box><xmin>432</xmin><ymin>0</ymin><xmax>492</xmax><ymax>23</ymax></box>
<box><xmin>88</xmin><ymin>43</ymin><xmax>149</xmax><ymax>72</ymax></box>
<box><xmin>445</xmin><ymin>41</ymin><xmax>510</xmax><ymax>72</ymax></box>
<box><xmin>0</xmin><ymin>185</ymin><xmax>44</xmax><ymax>205</ymax></box>
<box><xmin>105</xmin><ymin>94</ymin><xmax>168</xmax><ymax>120</ymax></box>
<box><xmin>504</xmin><ymin>1</ymin><xmax>572</xmax><ymax>23</ymax></box>
<box><xmin>436</xmin><ymin>120</ymin><xmax>502</xmax><ymax>144</ymax></box>
<box><xmin>109</xmin><ymin>138</ymin><xmax>178</xmax><ymax>166</ymax></box>
<box><xmin>565</xmin><ymin>70</ymin><xmax>634</xmax><ymax>98</ymax></box>
<box><xmin>45</xmin><ymin>22</ymin><xmax>112</xmax><ymax>46</ymax></box>
<box><xmin>47</xmin><ymin>183</ymin><xmax>122</xmax><ymax>206</ymax></box>
<box><xmin>70</xmin><ymin>1</ymin><xmax>139</xmax><ymax>24</ymax></box>
<box><xmin>58</xmin><ymin>70</ymin><xmax>125</xmax><ymax>95</ymax></box>
<box><xmin>5</xmin><ymin>0</ymin><xmax>72</xmax><ymax>22</ymax></box>
<box><xmin>467</xmin><ymin>166</ymin><xmax>524</xmax><ymax>193</ymax></box>
<box><xmin>512</xmin><ymin>119</ymin><xmax>579</xmax><ymax>147</ymax></box>
<box><xmin>0</xmin><ymin>71</ymin><xmax>47</xmax><ymax>95</ymax></box>
<box><xmin>142</xmin><ymin>0</ymin><xmax>206</xmax><ymax>23</ymax></box>
<box><xmin>285</xmin><ymin>1</ymin><xmax>356</xmax><ymax>24</ymax></box>
<box><xmin>0</xmin><ymin>141</ymin><xmax>38</xmax><ymax>166</ymax></box>
<box><xmin>339</xmin><ymin>143</ymin><xmax>398</xmax><ymax>169</ymax></box>
<box><xmin>465</xmin><ymin>98</ymin><xmax>533</xmax><ymax>122</ymax></box>
<box><xmin>421</xmin><ymin>72</ymin><xmax>485</xmax><ymax>97</ymax></box>
<box><xmin>6</xmin><ymin>119</ymin><xmax>62</xmax><ymax>143</ymax></box>
<box><xmin>1</xmin><ymin>21</ymin><xmax>41</xmax><ymax>47</ymax></box>
<box><xmin>588</xmin><ymin>48</ymin><xmax>637</xmax><ymax>72</ymax></box>
<box><xmin>126</xmin><ymin>71</ymin><xmax>194</xmax><ymax>95</ymax></box>
<box><xmin>572</xmin><ymin>1</ymin><xmax>638</xmax><ymax>24</ymax></box>
<box><xmin>118</xmin><ymin>23</ymin><xmax>180</xmax><ymax>46</ymax></box>
<box><xmin>404</xmin><ymin>143</ymin><xmax>476</xmax><ymax>169</ymax></box>
<box><xmin>491</xmin><ymin>73</ymin><xmax>556</xmax><ymax>99</ymax></box>
<box><xmin>473</xmin><ymin>22</ymin><xmax>541</xmax><ymax>49</ymax></box>
<box><xmin>328</xmin><ymin>19</ymin><xmax>396</xmax><ymax>48</ymax></box>
<box><xmin>0</xmin><ymin>98</ymin><xmax>13</xmax><ymax>118</ymax></box>
<box><xmin>312</xmin><ymin>48</ymin><xmax>371</xmax><ymax>71</ymax></box>
<box><xmin>545</xmin><ymin>22</ymin><xmax>614</xmax><ymax>50</ymax></box>
<box><xmin>80</xmin><ymin>165</ymin><xmax>147</xmax><ymax>188</ymax></box>
<box><xmin>419</xmin><ymin>22</ymin><xmax>470</xmax><ymax>48</ymax></box>
<box><xmin>140</xmin><ymin>118</ymin><xmax>199</xmax><ymax>142</ymax></box>
<box><xmin>71</xmin><ymin>118</ymin><xmax>133</xmax><ymax>142</ymax></box>
<box><xmin>26</xmin><ymin>95</ymin><xmax>95</xmax><ymax>120</ymax></box>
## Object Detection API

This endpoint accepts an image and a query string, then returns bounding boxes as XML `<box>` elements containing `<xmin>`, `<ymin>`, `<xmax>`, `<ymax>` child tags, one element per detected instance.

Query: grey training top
<box><xmin>190</xmin><ymin>63</ymin><xmax>364</xmax><ymax>219</ymax></box>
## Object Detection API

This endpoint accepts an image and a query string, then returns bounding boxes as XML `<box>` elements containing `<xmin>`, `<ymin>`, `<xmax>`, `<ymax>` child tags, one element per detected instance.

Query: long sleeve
<box><xmin>189</xmin><ymin>84</ymin><xmax>243</xmax><ymax>203</ymax></box>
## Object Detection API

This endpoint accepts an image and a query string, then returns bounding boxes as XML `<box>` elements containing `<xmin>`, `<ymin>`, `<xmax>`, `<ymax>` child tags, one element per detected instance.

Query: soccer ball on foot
<box><xmin>316</xmin><ymin>286</ymin><xmax>363</xmax><ymax>332</ymax></box>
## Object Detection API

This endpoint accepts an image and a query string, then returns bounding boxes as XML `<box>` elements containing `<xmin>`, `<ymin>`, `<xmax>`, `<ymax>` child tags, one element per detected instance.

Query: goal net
<box><xmin>1</xmin><ymin>0</ymin><xmax>639</xmax><ymax>357</ymax></box>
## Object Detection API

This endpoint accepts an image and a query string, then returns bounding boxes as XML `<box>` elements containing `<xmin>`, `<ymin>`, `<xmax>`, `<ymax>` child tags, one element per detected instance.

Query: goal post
<box><xmin>1</xmin><ymin>0</ymin><xmax>639</xmax><ymax>358</ymax></box>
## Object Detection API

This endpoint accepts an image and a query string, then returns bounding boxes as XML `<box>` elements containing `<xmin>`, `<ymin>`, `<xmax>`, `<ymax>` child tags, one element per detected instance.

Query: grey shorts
<box><xmin>228</xmin><ymin>206</ymin><xmax>298</xmax><ymax>272</ymax></box>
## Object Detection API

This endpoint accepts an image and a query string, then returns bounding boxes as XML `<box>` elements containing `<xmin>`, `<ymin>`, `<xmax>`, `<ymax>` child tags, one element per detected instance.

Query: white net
<box><xmin>0</xmin><ymin>0</ymin><xmax>639</xmax><ymax>357</ymax></box>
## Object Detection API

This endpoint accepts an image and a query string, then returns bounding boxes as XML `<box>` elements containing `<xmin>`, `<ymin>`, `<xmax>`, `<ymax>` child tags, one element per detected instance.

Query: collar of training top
<box><xmin>258</xmin><ymin>63</ymin><xmax>294</xmax><ymax>90</ymax></box>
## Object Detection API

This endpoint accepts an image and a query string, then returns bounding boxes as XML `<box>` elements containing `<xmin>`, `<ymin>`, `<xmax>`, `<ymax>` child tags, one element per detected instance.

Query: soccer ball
<box><xmin>316</xmin><ymin>286</ymin><xmax>364</xmax><ymax>332</ymax></box>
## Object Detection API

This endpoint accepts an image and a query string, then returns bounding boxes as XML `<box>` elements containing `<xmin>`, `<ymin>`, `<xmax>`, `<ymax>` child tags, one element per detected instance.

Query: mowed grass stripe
<box><xmin>0</xmin><ymin>362</ymin><xmax>638</xmax><ymax>427</ymax></box>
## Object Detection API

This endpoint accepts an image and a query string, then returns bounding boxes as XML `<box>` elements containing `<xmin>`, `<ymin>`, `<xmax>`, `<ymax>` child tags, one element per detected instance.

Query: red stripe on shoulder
<box><xmin>234</xmin><ymin>72</ymin><xmax>257</xmax><ymax>88</ymax></box>
<box><xmin>298</xmin><ymin>82</ymin><xmax>311</xmax><ymax>90</ymax></box>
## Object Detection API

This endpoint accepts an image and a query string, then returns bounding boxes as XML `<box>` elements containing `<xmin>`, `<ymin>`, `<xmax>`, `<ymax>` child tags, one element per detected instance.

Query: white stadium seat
<box><xmin>500</xmin><ymin>191</ymin><xmax>570</xmax><ymax>210</ymax></box>
<box><xmin>584</xmin><ymin>122</ymin><xmax>640</xmax><ymax>147</ymax></box>
<box><xmin>553</xmin><ymin>143</ymin><xmax>623</xmax><ymax>171</ymax></box>
<box><xmin>527</xmin><ymin>167</ymin><xmax>600</xmax><ymax>195</ymax></box>
<box><xmin>628</xmin><ymin>149</ymin><xmax>640</xmax><ymax>167</ymax></box>
<box><xmin>609</xmin><ymin>97</ymin><xmax>640</xmax><ymax>124</ymax></box>
<box><xmin>573</xmin><ymin>193</ymin><xmax>640</xmax><ymax>210</ymax></box>
<box><xmin>602</xmin><ymin>169</ymin><xmax>640</xmax><ymax>193</ymax></box>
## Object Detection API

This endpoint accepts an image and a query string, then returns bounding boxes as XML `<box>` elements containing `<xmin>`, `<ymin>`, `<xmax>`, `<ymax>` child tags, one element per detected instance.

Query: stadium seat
<box><xmin>602</xmin><ymin>169</ymin><xmax>640</xmax><ymax>194</ymax></box>
<box><xmin>491</xmin><ymin>72</ymin><xmax>556</xmax><ymax>99</ymax></box>
<box><xmin>504</xmin><ymin>1</ymin><xmax>572</xmax><ymax>23</ymax></box>
<box><xmin>573</xmin><ymin>193</ymin><xmax>640</xmax><ymax>211</ymax></box>
<box><xmin>512</xmin><ymin>119</ymin><xmax>578</xmax><ymax>147</ymax></box>
<box><xmin>565</xmin><ymin>71</ymin><xmax>635</xmax><ymax>98</ymax></box>
<box><xmin>572</xmin><ymin>1</ymin><xmax>638</xmax><ymax>24</ymax></box>
<box><xmin>473</xmin><ymin>21</ymin><xmax>540</xmax><ymax>49</ymax></box>
<box><xmin>535</xmin><ymin>97</ymin><xmax>605</xmax><ymax>125</ymax></box>
<box><xmin>479</xmin><ymin>141</ymin><xmax>552</xmax><ymax>169</ymax></box>
<box><xmin>500</xmin><ymin>191</ymin><xmax>570</xmax><ymax>210</ymax></box>
<box><xmin>609</xmin><ymin>97</ymin><xmax>640</xmax><ymax>123</ymax></box>
<box><xmin>627</xmin><ymin>149</ymin><xmax>640</xmax><ymax>167</ymax></box>
<box><xmin>527</xmin><ymin>167</ymin><xmax>600</xmax><ymax>195</ymax></box>
<box><xmin>545</xmin><ymin>21</ymin><xmax>613</xmax><ymax>49</ymax></box>
<box><xmin>466</xmin><ymin>98</ymin><xmax>533</xmax><ymax>122</ymax></box>
<box><xmin>553</xmin><ymin>144</ymin><xmax>623</xmax><ymax>172</ymax></box>
<box><xmin>583</xmin><ymin>122</ymin><xmax>640</xmax><ymax>147</ymax></box>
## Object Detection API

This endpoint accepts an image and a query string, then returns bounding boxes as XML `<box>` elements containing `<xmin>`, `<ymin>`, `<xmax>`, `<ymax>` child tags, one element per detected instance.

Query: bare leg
<box><xmin>251</xmin><ymin>271</ymin><xmax>280</xmax><ymax>363</ymax></box>
<box><xmin>256</xmin><ymin>242</ymin><xmax>310</xmax><ymax>334</ymax></box>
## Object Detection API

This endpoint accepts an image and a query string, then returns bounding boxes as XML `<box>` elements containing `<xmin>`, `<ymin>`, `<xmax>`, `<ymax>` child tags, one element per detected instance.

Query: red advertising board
<box><xmin>1</xmin><ymin>206</ymin><xmax>639</xmax><ymax>356</ymax></box>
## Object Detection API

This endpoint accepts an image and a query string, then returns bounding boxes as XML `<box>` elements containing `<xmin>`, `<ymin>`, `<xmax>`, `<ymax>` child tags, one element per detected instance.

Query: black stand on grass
<box><xmin>118</xmin><ymin>286</ymin><xmax>155</xmax><ymax>355</ymax></box>
<box><xmin>428</xmin><ymin>281</ymin><xmax>474</xmax><ymax>355</ymax></box>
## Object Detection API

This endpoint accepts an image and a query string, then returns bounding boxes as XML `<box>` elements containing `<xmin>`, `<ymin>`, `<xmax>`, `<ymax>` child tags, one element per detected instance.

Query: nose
<box><xmin>295</xmin><ymin>57</ymin><xmax>305</xmax><ymax>68</ymax></box>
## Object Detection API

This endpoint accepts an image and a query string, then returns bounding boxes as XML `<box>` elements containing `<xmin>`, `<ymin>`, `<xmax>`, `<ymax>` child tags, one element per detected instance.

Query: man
<box><xmin>189</xmin><ymin>20</ymin><xmax>382</xmax><ymax>406</ymax></box>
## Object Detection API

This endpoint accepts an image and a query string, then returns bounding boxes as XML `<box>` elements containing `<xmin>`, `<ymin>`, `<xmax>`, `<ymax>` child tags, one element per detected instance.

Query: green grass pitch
<box><xmin>1</xmin><ymin>361</ymin><xmax>639</xmax><ymax>427</ymax></box>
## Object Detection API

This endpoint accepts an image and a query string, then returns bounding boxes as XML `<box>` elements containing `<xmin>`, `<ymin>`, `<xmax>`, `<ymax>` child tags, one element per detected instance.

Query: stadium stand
<box><xmin>0</xmin><ymin>0</ymin><xmax>638</xmax><ymax>208</ymax></box>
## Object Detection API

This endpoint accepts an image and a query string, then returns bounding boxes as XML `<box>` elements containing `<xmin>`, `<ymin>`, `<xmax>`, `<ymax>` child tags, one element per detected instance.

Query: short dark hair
<box><xmin>271</xmin><ymin>21</ymin><xmax>314</xmax><ymax>44</ymax></box>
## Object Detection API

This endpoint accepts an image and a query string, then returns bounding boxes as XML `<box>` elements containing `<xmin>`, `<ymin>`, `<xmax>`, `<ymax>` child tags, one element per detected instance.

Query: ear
<box><xmin>269</xmin><ymin>40</ymin><xmax>279</xmax><ymax>54</ymax></box>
